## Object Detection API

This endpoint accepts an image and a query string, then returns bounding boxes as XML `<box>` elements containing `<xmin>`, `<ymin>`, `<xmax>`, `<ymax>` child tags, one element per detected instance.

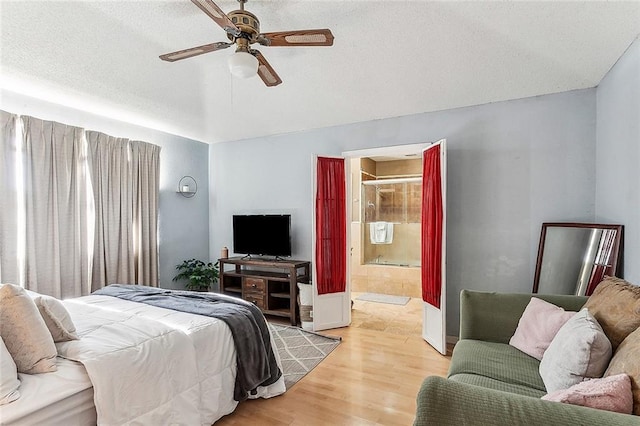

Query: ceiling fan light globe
<box><xmin>228</xmin><ymin>51</ymin><xmax>258</xmax><ymax>78</ymax></box>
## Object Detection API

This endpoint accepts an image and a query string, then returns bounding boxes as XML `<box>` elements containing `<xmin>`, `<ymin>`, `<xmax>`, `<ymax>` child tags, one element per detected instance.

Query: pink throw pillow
<box><xmin>509</xmin><ymin>297</ymin><xmax>575</xmax><ymax>360</ymax></box>
<box><xmin>542</xmin><ymin>374</ymin><xmax>633</xmax><ymax>414</ymax></box>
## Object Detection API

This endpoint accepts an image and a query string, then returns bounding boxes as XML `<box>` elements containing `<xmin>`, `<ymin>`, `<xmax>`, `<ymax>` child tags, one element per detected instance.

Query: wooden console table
<box><xmin>218</xmin><ymin>257</ymin><xmax>311</xmax><ymax>326</ymax></box>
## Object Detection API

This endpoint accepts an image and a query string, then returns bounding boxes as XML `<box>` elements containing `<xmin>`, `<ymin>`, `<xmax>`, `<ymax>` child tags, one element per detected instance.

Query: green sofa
<box><xmin>414</xmin><ymin>290</ymin><xmax>640</xmax><ymax>425</ymax></box>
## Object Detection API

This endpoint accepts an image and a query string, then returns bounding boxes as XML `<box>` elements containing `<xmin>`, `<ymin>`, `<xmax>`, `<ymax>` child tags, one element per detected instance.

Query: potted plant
<box><xmin>172</xmin><ymin>258</ymin><xmax>219</xmax><ymax>291</ymax></box>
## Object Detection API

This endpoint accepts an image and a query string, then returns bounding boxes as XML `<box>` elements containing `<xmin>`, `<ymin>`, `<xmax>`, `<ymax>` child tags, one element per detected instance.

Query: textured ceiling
<box><xmin>1</xmin><ymin>1</ymin><xmax>639</xmax><ymax>144</ymax></box>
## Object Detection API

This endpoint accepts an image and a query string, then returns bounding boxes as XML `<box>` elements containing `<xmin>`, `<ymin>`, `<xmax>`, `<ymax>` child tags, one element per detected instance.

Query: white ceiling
<box><xmin>1</xmin><ymin>1</ymin><xmax>639</xmax><ymax>144</ymax></box>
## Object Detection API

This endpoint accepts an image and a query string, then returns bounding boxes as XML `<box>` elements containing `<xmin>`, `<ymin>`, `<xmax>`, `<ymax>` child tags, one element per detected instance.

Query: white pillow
<box><xmin>0</xmin><ymin>336</ymin><xmax>20</xmax><ymax>405</ymax></box>
<box><xmin>0</xmin><ymin>284</ymin><xmax>58</xmax><ymax>374</ymax></box>
<box><xmin>34</xmin><ymin>295</ymin><xmax>78</xmax><ymax>342</ymax></box>
<box><xmin>539</xmin><ymin>308</ymin><xmax>612</xmax><ymax>393</ymax></box>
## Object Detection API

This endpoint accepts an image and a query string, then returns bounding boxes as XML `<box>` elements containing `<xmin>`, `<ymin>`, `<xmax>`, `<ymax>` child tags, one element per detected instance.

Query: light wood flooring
<box><xmin>217</xmin><ymin>294</ymin><xmax>451</xmax><ymax>425</ymax></box>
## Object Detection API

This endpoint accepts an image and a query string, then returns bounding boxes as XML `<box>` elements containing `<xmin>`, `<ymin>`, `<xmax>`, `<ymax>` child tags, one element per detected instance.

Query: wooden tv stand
<box><xmin>218</xmin><ymin>257</ymin><xmax>311</xmax><ymax>326</ymax></box>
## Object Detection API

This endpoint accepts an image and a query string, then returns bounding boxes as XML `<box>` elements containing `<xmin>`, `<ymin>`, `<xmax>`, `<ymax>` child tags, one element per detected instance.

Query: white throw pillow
<box><xmin>0</xmin><ymin>284</ymin><xmax>58</xmax><ymax>374</ymax></box>
<box><xmin>34</xmin><ymin>295</ymin><xmax>78</xmax><ymax>342</ymax></box>
<box><xmin>0</xmin><ymin>336</ymin><xmax>21</xmax><ymax>405</ymax></box>
<box><xmin>539</xmin><ymin>308</ymin><xmax>612</xmax><ymax>393</ymax></box>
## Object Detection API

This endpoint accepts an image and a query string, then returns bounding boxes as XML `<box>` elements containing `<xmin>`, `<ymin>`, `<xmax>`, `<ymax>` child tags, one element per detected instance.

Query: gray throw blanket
<box><xmin>93</xmin><ymin>284</ymin><xmax>281</xmax><ymax>401</ymax></box>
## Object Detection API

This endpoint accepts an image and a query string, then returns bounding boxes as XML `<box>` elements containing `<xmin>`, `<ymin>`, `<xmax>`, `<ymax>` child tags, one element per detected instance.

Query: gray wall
<box><xmin>210</xmin><ymin>89</ymin><xmax>596</xmax><ymax>335</ymax></box>
<box><xmin>596</xmin><ymin>37</ymin><xmax>640</xmax><ymax>284</ymax></box>
<box><xmin>0</xmin><ymin>90</ymin><xmax>210</xmax><ymax>289</ymax></box>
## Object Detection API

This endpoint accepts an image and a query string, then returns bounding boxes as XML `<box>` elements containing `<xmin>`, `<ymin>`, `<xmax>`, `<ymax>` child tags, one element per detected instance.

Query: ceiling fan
<box><xmin>160</xmin><ymin>0</ymin><xmax>334</xmax><ymax>87</ymax></box>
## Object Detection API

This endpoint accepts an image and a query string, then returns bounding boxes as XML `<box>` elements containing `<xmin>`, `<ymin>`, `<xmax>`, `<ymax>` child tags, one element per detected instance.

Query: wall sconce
<box><xmin>178</xmin><ymin>176</ymin><xmax>197</xmax><ymax>198</ymax></box>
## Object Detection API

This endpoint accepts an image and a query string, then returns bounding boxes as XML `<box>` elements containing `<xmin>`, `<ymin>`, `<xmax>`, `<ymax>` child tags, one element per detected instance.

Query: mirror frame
<box><xmin>533</xmin><ymin>222</ymin><xmax>624</xmax><ymax>295</ymax></box>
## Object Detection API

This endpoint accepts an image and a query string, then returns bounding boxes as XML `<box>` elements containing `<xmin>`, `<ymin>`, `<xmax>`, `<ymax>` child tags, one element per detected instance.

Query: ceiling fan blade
<box><xmin>159</xmin><ymin>42</ymin><xmax>232</xmax><ymax>62</ymax></box>
<box><xmin>258</xmin><ymin>29</ymin><xmax>334</xmax><ymax>47</ymax></box>
<box><xmin>190</xmin><ymin>0</ymin><xmax>240</xmax><ymax>37</ymax></box>
<box><xmin>251</xmin><ymin>50</ymin><xmax>282</xmax><ymax>87</ymax></box>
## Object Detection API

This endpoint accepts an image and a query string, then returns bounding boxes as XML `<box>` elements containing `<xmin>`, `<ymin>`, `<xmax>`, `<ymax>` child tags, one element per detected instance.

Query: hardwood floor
<box><xmin>217</xmin><ymin>296</ymin><xmax>451</xmax><ymax>425</ymax></box>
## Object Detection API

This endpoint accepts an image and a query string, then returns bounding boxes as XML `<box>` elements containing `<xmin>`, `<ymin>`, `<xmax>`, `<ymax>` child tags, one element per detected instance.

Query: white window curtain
<box><xmin>130</xmin><ymin>141</ymin><xmax>160</xmax><ymax>287</ymax></box>
<box><xmin>87</xmin><ymin>132</ymin><xmax>160</xmax><ymax>290</ymax></box>
<box><xmin>0</xmin><ymin>111</ymin><xmax>20</xmax><ymax>284</ymax></box>
<box><xmin>0</xmin><ymin>110</ymin><xmax>160</xmax><ymax>297</ymax></box>
<box><xmin>18</xmin><ymin>116</ymin><xmax>90</xmax><ymax>298</ymax></box>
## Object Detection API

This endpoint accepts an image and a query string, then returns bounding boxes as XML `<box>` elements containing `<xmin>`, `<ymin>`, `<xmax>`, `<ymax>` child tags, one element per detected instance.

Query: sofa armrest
<box><xmin>459</xmin><ymin>290</ymin><xmax>588</xmax><ymax>343</ymax></box>
<box><xmin>414</xmin><ymin>376</ymin><xmax>636</xmax><ymax>426</ymax></box>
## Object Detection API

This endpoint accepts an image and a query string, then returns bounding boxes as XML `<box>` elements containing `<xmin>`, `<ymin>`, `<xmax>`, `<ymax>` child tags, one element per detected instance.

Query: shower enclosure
<box><xmin>361</xmin><ymin>178</ymin><xmax>421</xmax><ymax>267</ymax></box>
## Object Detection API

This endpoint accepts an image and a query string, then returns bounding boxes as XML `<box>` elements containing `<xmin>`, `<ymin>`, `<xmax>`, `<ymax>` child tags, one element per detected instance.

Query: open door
<box><xmin>311</xmin><ymin>155</ymin><xmax>351</xmax><ymax>331</ymax></box>
<box><xmin>421</xmin><ymin>139</ymin><xmax>447</xmax><ymax>355</ymax></box>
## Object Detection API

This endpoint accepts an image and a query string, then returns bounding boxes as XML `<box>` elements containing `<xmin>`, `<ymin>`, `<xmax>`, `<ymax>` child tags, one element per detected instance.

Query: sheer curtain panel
<box><xmin>0</xmin><ymin>111</ymin><xmax>160</xmax><ymax>298</ymax></box>
<box><xmin>0</xmin><ymin>111</ymin><xmax>19</xmax><ymax>284</ymax></box>
<box><xmin>87</xmin><ymin>132</ymin><xmax>160</xmax><ymax>289</ymax></box>
<box><xmin>131</xmin><ymin>140</ymin><xmax>160</xmax><ymax>287</ymax></box>
<box><xmin>315</xmin><ymin>157</ymin><xmax>346</xmax><ymax>295</ymax></box>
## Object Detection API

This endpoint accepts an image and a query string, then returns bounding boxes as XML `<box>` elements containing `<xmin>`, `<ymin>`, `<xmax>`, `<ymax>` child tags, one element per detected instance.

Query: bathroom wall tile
<box><xmin>366</xmin><ymin>278</ymin><xmax>387</xmax><ymax>294</ymax></box>
<box><xmin>403</xmin><ymin>281</ymin><xmax>422</xmax><ymax>298</ymax></box>
<box><xmin>376</xmin><ymin>158</ymin><xmax>422</xmax><ymax>177</ymax></box>
<box><xmin>350</xmin><ymin>265</ymin><xmax>368</xmax><ymax>278</ymax></box>
<box><xmin>350</xmin><ymin>277</ymin><xmax>368</xmax><ymax>292</ymax></box>
<box><xmin>367</xmin><ymin>266</ymin><xmax>395</xmax><ymax>279</ymax></box>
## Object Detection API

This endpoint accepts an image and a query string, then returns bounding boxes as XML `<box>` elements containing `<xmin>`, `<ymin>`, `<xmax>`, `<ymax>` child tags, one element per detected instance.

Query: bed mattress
<box><xmin>0</xmin><ymin>358</ymin><xmax>96</xmax><ymax>425</ymax></box>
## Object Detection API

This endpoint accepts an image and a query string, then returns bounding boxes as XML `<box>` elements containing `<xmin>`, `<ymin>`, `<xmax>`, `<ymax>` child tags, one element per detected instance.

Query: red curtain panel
<box><xmin>315</xmin><ymin>157</ymin><xmax>346</xmax><ymax>295</ymax></box>
<box><xmin>421</xmin><ymin>145</ymin><xmax>443</xmax><ymax>308</ymax></box>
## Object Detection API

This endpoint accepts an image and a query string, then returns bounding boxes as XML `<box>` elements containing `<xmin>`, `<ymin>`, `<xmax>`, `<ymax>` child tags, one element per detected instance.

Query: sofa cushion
<box><xmin>542</xmin><ymin>374</ymin><xmax>633</xmax><ymax>414</ymax></box>
<box><xmin>509</xmin><ymin>297</ymin><xmax>576</xmax><ymax>360</ymax></box>
<box><xmin>416</xmin><ymin>375</ymin><xmax>640</xmax><ymax>426</ymax></box>
<box><xmin>449</xmin><ymin>340</ymin><xmax>546</xmax><ymax>392</ymax></box>
<box><xmin>449</xmin><ymin>373</ymin><xmax>546</xmax><ymax>398</ymax></box>
<box><xmin>584</xmin><ymin>276</ymin><xmax>640</xmax><ymax>351</ymax></box>
<box><xmin>539</xmin><ymin>308</ymin><xmax>612</xmax><ymax>393</ymax></box>
<box><xmin>605</xmin><ymin>326</ymin><xmax>640</xmax><ymax>415</ymax></box>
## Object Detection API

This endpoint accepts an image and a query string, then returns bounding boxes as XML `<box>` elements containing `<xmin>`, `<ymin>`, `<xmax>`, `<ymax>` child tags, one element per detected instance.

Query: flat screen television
<box><xmin>232</xmin><ymin>214</ymin><xmax>292</xmax><ymax>257</ymax></box>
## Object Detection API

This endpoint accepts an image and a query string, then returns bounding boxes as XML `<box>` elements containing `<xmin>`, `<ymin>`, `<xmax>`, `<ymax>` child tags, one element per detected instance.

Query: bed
<box><xmin>0</xmin><ymin>285</ymin><xmax>286</xmax><ymax>425</ymax></box>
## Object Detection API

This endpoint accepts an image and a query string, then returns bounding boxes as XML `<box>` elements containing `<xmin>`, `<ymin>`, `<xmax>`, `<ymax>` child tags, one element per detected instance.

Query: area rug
<box><xmin>268</xmin><ymin>323</ymin><xmax>341</xmax><ymax>389</ymax></box>
<box><xmin>355</xmin><ymin>292</ymin><xmax>410</xmax><ymax>306</ymax></box>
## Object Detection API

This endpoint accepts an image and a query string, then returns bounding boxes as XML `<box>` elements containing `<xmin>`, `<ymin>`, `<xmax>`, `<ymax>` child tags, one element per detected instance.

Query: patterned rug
<box><xmin>355</xmin><ymin>292</ymin><xmax>410</xmax><ymax>305</ymax></box>
<box><xmin>268</xmin><ymin>323</ymin><xmax>341</xmax><ymax>389</ymax></box>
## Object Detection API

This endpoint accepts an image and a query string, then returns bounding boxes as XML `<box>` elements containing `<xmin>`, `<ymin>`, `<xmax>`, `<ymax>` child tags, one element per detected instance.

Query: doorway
<box><xmin>351</xmin><ymin>157</ymin><xmax>422</xmax><ymax>298</ymax></box>
<box><xmin>343</xmin><ymin>144</ymin><xmax>429</xmax><ymax>335</ymax></box>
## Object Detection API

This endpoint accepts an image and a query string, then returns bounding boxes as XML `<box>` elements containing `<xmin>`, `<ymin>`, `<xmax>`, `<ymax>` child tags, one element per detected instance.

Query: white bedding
<box><xmin>1</xmin><ymin>293</ymin><xmax>285</xmax><ymax>426</ymax></box>
<box><xmin>0</xmin><ymin>358</ymin><xmax>95</xmax><ymax>425</ymax></box>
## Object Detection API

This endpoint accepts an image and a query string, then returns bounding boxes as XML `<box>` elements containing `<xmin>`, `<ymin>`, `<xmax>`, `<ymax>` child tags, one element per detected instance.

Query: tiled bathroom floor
<box><xmin>350</xmin><ymin>291</ymin><xmax>423</xmax><ymax>336</ymax></box>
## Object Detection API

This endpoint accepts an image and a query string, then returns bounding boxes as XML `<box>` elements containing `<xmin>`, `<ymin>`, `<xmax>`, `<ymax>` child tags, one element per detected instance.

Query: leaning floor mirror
<box><xmin>533</xmin><ymin>222</ymin><xmax>624</xmax><ymax>296</ymax></box>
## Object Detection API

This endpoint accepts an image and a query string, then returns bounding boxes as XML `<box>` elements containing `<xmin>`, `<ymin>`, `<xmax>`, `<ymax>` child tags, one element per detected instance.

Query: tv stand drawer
<box><xmin>244</xmin><ymin>293</ymin><xmax>265</xmax><ymax>309</ymax></box>
<box><xmin>244</xmin><ymin>277</ymin><xmax>266</xmax><ymax>291</ymax></box>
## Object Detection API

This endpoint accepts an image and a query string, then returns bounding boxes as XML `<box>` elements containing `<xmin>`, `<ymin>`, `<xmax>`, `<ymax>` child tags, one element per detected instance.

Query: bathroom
<box><xmin>350</xmin><ymin>156</ymin><xmax>422</xmax><ymax>299</ymax></box>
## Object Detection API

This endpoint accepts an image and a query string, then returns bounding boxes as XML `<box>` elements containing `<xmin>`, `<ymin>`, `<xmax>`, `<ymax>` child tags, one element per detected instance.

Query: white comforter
<box><xmin>57</xmin><ymin>295</ymin><xmax>285</xmax><ymax>425</ymax></box>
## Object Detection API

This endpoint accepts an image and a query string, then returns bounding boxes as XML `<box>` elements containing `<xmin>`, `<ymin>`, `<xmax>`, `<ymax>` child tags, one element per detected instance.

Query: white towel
<box><xmin>369</xmin><ymin>222</ymin><xmax>394</xmax><ymax>244</ymax></box>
